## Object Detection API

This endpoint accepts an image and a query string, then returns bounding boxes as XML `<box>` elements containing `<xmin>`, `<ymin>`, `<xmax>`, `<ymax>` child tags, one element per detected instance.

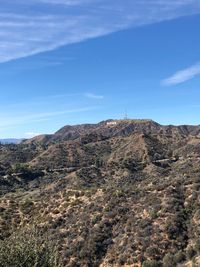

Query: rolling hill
<box><xmin>0</xmin><ymin>119</ymin><xmax>200</xmax><ymax>266</ymax></box>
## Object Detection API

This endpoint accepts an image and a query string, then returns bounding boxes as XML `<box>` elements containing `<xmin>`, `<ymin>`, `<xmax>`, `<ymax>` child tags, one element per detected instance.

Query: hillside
<box><xmin>1</xmin><ymin>119</ymin><xmax>200</xmax><ymax>266</ymax></box>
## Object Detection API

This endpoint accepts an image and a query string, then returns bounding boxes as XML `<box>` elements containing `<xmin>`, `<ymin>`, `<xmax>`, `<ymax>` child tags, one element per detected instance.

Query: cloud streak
<box><xmin>38</xmin><ymin>0</ymin><xmax>94</xmax><ymax>5</ymax></box>
<box><xmin>0</xmin><ymin>92</ymin><xmax>104</xmax><ymax>112</ymax></box>
<box><xmin>1</xmin><ymin>0</ymin><xmax>200</xmax><ymax>63</ymax></box>
<box><xmin>162</xmin><ymin>63</ymin><xmax>200</xmax><ymax>86</ymax></box>
<box><xmin>0</xmin><ymin>106</ymin><xmax>97</xmax><ymax>127</ymax></box>
<box><xmin>84</xmin><ymin>93</ymin><xmax>104</xmax><ymax>99</ymax></box>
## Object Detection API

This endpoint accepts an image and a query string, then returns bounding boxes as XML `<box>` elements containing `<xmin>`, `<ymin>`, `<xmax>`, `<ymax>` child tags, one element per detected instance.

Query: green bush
<box><xmin>195</xmin><ymin>238</ymin><xmax>200</xmax><ymax>253</ymax></box>
<box><xmin>163</xmin><ymin>253</ymin><xmax>175</xmax><ymax>267</ymax></box>
<box><xmin>186</xmin><ymin>245</ymin><xmax>196</xmax><ymax>260</ymax></box>
<box><xmin>0</xmin><ymin>227</ymin><xmax>61</xmax><ymax>267</ymax></box>
<box><xmin>12</xmin><ymin>163</ymin><xmax>29</xmax><ymax>173</ymax></box>
<box><xmin>20</xmin><ymin>198</ymin><xmax>34</xmax><ymax>213</ymax></box>
<box><xmin>142</xmin><ymin>259</ymin><xmax>160</xmax><ymax>267</ymax></box>
<box><xmin>174</xmin><ymin>251</ymin><xmax>186</xmax><ymax>263</ymax></box>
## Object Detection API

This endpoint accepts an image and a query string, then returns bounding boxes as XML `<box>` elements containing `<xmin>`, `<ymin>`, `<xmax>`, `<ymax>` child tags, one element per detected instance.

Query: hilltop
<box><xmin>0</xmin><ymin>119</ymin><xmax>200</xmax><ymax>266</ymax></box>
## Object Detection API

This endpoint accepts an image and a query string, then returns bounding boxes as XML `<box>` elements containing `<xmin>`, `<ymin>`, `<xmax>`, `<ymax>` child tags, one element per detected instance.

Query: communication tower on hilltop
<box><xmin>124</xmin><ymin>109</ymin><xmax>128</xmax><ymax>120</ymax></box>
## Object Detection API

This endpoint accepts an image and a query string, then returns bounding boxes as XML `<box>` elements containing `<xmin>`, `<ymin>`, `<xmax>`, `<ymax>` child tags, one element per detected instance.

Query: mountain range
<box><xmin>0</xmin><ymin>119</ymin><xmax>200</xmax><ymax>267</ymax></box>
<box><xmin>0</xmin><ymin>138</ymin><xmax>23</xmax><ymax>144</ymax></box>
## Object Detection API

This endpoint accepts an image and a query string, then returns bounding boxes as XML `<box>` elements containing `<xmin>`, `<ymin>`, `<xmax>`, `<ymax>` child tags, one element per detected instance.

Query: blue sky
<box><xmin>1</xmin><ymin>0</ymin><xmax>200</xmax><ymax>138</ymax></box>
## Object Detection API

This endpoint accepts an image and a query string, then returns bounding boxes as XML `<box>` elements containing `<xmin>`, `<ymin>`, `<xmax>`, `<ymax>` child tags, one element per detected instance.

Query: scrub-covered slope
<box><xmin>0</xmin><ymin>119</ymin><xmax>200</xmax><ymax>266</ymax></box>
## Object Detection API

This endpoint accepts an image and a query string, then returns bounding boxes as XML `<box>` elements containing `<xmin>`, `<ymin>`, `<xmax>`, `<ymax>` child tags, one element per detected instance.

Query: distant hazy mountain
<box><xmin>0</xmin><ymin>138</ymin><xmax>23</xmax><ymax>144</ymax></box>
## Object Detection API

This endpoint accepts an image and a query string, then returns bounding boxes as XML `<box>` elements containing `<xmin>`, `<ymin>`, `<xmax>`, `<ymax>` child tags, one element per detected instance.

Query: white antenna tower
<box><xmin>124</xmin><ymin>109</ymin><xmax>128</xmax><ymax>120</ymax></box>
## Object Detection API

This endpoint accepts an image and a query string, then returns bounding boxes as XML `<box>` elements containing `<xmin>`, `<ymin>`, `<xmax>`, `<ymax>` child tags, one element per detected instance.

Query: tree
<box><xmin>0</xmin><ymin>227</ymin><xmax>61</xmax><ymax>267</ymax></box>
<box><xmin>163</xmin><ymin>253</ymin><xmax>175</xmax><ymax>267</ymax></box>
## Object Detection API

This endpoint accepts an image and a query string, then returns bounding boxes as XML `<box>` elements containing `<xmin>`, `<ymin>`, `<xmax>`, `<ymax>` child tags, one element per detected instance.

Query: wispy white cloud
<box><xmin>162</xmin><ymin>63</ymin><xmax>200</xmax><ymax>86</ymax></box>
<box><xmin>38</xmin><ymin>0</ymin><xmax>94</xmax><ymax>5</ymax></box>
<box><xmin>1</xmin><ymin>0</ymin><xmax>200</xmax><ymax>63</ymax></box>
<box><xmin>84</xmin><ymin>93</ymin><xmax>104</xmax><ymax>99</ymax></box>
<box><xmin>0</xmin><ymin>92</ymin><xmax>103</xmax><ymax>111</ymax></box>
<box><xmin>0</xmin><ymin>106</ymin><xmax>98</xmax><ymax>127</ymax></box>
